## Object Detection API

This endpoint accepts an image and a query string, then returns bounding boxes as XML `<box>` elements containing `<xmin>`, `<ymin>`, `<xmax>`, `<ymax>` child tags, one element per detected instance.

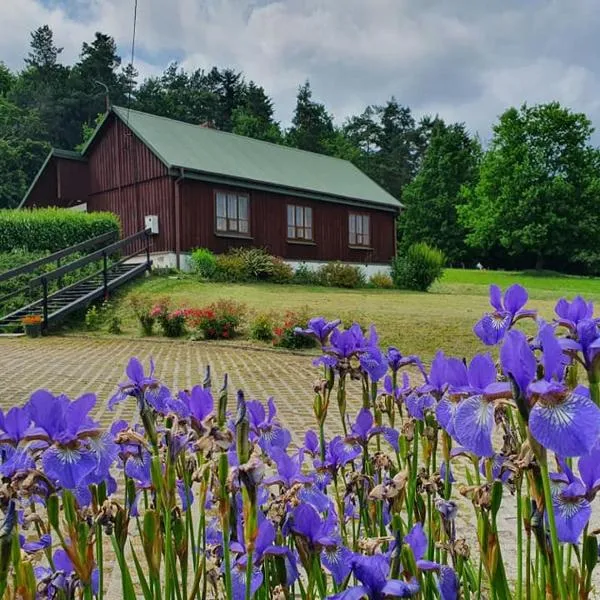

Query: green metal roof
<box><xmin>108</xmin><ymin>106</ymin><xmax>401</xmax><ymax>211</ymax></box>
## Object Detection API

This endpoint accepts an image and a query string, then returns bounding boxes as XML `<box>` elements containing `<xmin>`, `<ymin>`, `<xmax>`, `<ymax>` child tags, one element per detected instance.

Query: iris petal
<box><xmin>42</xmin><ymin>447</ymin><xmax>96</xmax><ymax>489</ymax></box>
<box><xmin>552</xmin><ymin>494</ymin><xmax>591</xmax><ymax>543</ymax></box>
<box><xmin>529</xmin><ymin>392</ymin><xmax>600</xmax><ymax>457</ymax></box>
<box><xmin>504</xmin><ymin>284</ymin><xmax>528</xmax><ymax>314</ymax></box>
<box><xmin>454</xmin><ymin>395</ymin><xmax>494</xmax><ymax>457</ymax></box>
<box><xmin>322</xmin><ymin>545</ymin><xmax>352</xmax><ymax>585</ymax></box>
<box><xmin>436</xmin><ymin>396</ymin><xmax>457</xmax><ymax>438</ymax></box>
<box><xmin>438</xmin><ymin>566</ymin><xmax>460</xmax><ymax>600</ymax></box>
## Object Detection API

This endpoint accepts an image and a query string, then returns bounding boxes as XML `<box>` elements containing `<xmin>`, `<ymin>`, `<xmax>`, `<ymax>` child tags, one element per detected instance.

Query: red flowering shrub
<box><xmin>186</xmin><ymin>300</ymin><xmax>245</xmax><ymax>340</ymax></box>
<box><xmin>151</xmin><ymin>299</ymin><xmax>186</xmax><ymax>337</ymax></box>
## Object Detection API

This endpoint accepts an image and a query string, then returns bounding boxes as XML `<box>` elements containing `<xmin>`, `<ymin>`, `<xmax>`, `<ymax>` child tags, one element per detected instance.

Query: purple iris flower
<box><xmin>246</xmin><ymin>398</ymin><xmax>291</xmax><ymax>456</ymax></box>
<box><xmin>578</xmin><ymin>440</ymin><xmax>600</xmax><ymax>497</ymax></box>
<box><xmin>230</xmin><ymin>518</ymin><xmax>298</xmax><ymax>599</ymax></box>
<box><xmin>420</xmin><ymin>351</ymin><xmax>448</xmax><ymax>396</ymax></box>
<box><xmin>405</xmin><ymin>392</ymin><xmax>436</xmax><ymax>421</ymax></box>
<box><xmin>35</xmin><ymin>549</ymin><xmax>99</xmax><ymax>596</ymax></box>
<box><xmin>303</xmin><ymin>430</ymin><xmax>320</xmax><ymax>456</ymax></box>
<box><xmin>549</xmin><ymin>459</ymin><xmax>592</xmax><ymax>543</ymax></box>
<box><xmin>20</xmin><ymin>533</ymin><xmax>51</xmax><ymax>554</ymax></box>
<box><xmin>318</xmin><ymin>324</ymin><xmax>369</xmax><ymax>366</ymax></box>
<box><xmin>290</xmin><ymin>502</ymin><xmax>338</xmax><ymax>549</ymax></box>
<box><xmin>295</xmin><ymin>317</ymin><xmax>341</xmax><ymax>345</ymax></box>
<box><xmin>264</xmin><ymin>448</ymin><xmax>312</xmax><ymax>487</ymax></box>
<box><xmin>479</xmin><ymin>454</ymin><xmax>511</xmax><ymax>483</ymax></box>
<box><xmin>289</xmin><ymin>503</ymin><xmax>351</xmax><ymax>584</ymax></box>
<box><xmin>26</xmin><ymin>390</ymin><xmax>99</xmax><ymax>490</ymax></box>
<box><xmin>438</xmin><ymin>566</ymin><xmax>460</xmax><ymax>600</ymax></box>
<box><xmin>450</xmin><ymin>354</ymin><xmax>511</xmax><ymax>457</ymax></box>
<box><xmin>76</xmin><ymin>431</ymin><xmax>119</xmax><ymax>504</ymax></box>
<box><xmin>404</xmin><ymin>523</ymin><xmax>443</xmax><ymax>571</ymax></box>
<box><xmin>109</xmin><ymin>357</ymin><xmax>158</xmax><ymax>410</ymax></box>
<box><xmin>0</xmin><ymin>406</ymin><xmax>30</xmax><ymax>444</ymax></box>
<box><xmin>322</xmin><ymin>436</ymin><xmax>361</xmax><ymax>474</ymax></box>
<box><xmin>176</xmin><ymin>480</ymin><xmax>194</xmax><ymax>511</ymax></box>
<box><xmin>347</xmin><ymin>408</ymin><xmax>399</xmax><ymax>452</ymax></box>
<box><xmin>500</xmin><ymin>330</ymin><xmax>537</xmax><ymax>398</ymax></box>
<box><xmin>327</xmin><ymin>553</ymin><xmax>420</xmax><ymax>599</ymax></box>
<box><xmin>0</xmin><ymin>447</ymin><xmax>35</xmax><ymax>478</ymax></box>
<box><xmin>386</xmin><ymin>348</ymin><xmax>424</xmax><ymax>375</ymax></box>
<box><xmin>358</xmin><ymin>326</ymin><xmax>389</xmax><ymax>382</ymax></box>
<box><xmin>176</xmin><ymin>385</ymin><xmax>214</xmax><ymax>427</ymax></box>
<box><xmin>383</xmin><ymin>373</ymin><xmax>410</xmax><ymax>402</ymax></box>
<box><xmin>528</xmin><ymin>325</ymin><xmax>600</xmax><ymax>457</ymax></box>
<box><xmin>474</xmin><ymin>284</ymin><xmax>535</xmax><ymax>346</ymax></box>
<box><xmin>555</xmin><ymin>296</ymin><xmax>594</xmax><ymax>331</ymax></box>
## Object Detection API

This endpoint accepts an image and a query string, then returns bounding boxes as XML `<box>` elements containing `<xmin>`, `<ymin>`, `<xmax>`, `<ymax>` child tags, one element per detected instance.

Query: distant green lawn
<box><xmin>93</xmin><ymin>268</ymin><xmax>598</xmax><ymax>361</ymax></box>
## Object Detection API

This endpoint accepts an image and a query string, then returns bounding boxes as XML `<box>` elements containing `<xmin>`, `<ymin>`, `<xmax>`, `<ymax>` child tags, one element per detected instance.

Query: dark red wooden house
<box><xmin>21</xmin><ymin>106</ymin><xmax>401</xmax><ymax>271</ymax></box>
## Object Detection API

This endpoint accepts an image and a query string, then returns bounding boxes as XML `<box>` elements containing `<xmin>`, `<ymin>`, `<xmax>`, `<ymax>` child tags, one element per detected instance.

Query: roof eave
<box><xmin>18</xmin><ymin>149</ymin><xmax>54</xmax><ymax>209</ymax></box>
<box><xmin>170</xmin><ymin>167</ymin><xmax>402</xmax><ymax>213</ymax></box>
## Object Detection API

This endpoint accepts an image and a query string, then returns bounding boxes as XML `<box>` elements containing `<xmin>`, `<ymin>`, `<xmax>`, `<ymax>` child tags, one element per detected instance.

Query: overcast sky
<box><xmin>2</xmin><ymin>0</ymin><xmax>600</xmax><ymax>142</ymax></box>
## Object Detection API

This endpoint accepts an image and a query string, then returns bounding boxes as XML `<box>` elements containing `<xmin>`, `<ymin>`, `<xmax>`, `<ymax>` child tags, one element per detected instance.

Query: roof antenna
<box><xmin>94</xmin><ymin>80</ymin><xmax>110</xmax><ymax>112</ymax></box>
<box><xmin>126</xmin><ymin>0</ymin><xmax>139</xmax><ymax>126</ymax></box>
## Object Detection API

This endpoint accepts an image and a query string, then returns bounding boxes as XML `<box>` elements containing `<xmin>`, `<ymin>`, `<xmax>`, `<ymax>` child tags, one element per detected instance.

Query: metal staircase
<box><xmin>0</xmin><ymin>229</ymin><xmax>152</xmax><ymax>332</ymax></box>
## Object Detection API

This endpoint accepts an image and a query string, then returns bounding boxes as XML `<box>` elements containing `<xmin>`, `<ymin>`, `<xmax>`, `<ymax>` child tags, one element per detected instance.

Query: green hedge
<box><xmin>0</xmin><ymin>208</ymin><xmax>120</xmax><ymax>253</ymax></box>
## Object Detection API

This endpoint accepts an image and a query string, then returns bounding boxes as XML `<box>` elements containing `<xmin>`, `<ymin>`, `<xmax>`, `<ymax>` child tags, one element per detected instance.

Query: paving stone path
<box><xmin>0</xmin><ymin>336</ymin><xmax>330</xmax><ymax>435</ymax></box>
<box><xmin>1</xmin><ymin>336</ymin><xmax>598</xmax><ymax>596</ymax></box>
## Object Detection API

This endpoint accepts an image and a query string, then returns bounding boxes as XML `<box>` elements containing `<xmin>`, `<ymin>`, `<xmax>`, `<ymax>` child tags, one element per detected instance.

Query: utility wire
<box><xmin>126</xmin><ymin>0</ymin><xmax>139</xmax><ymax>126</ymax></box>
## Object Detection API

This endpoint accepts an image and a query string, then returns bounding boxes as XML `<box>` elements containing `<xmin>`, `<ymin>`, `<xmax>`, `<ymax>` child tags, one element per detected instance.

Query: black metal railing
<box><xmin>0</xmin><ymin>229</ymin><xmax>152</xmax><ymax>330</ymax></box>
<box><xmin>0</xmin><ymin>230</ymin><xmax>118</xmax><ymax>311</ymax></box>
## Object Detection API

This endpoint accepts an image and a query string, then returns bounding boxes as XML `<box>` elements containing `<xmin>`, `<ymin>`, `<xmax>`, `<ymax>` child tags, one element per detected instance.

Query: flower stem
<box><xmin>539</xmin><ymin>457</ymin><xmax>568</xmax><ymax>600</ymax></box>
<box><xmin>516</xmin><ymin>482</ymin><xmax>523</xmax><ymax>600</ymax></box>
<box><xmin>588</xmin><ymin>371</ymin><xmax>600</xmax><ymax>407</ymax></box>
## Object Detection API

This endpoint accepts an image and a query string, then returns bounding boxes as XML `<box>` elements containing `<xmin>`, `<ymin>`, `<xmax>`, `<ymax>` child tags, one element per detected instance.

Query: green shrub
<box><xmin>391</xmin><ymin>242</ymin><xmax>446</xmax><ymax>291</ymax></box>
<box><xmin>0</xmin><ymin>208</ymin><xmax>120</xmax><ymax>253</ymax></box>
<box><xmin>317</xmin><ymin>262</ymin><xmax>365</xmax><ymax>288</ymax></box>
<box><xmin>269</xmin><ymin>257</ymin><xmax>294</xmax><ymax>283</ymax></box>
<box><xmin>158</xmin><ymin>309</ymin><xmax>186</xmax><ymax>338</ymax></box>
<box><xmin>232</xmin><ymin>247</ymin><xmax>273</xmax><ymax>279</ymax></box>
<box><xmin>250</xmin><ymin>312</ymin><xmax>275</xmax><ymax>342</ymax></box>
<box><xmin>85</xmin><ymin>306</ymin><xmax>102</xmax><ymax>331</ymax></box>
<box><xmin>369</xmin><ymin>272</ymin><xmax>394</xmax><ymax>289</ymax></box>
<box><xmin>107</xmin><ymin>316</ymin><xmax>123</xmax><ymax>335</ymax></box>
<box><xmin>273</xmin><ymin>310</ymin><xmax>317</xmax><ymax>349</ymax></box>
<box><xmin>293</xmin><ymin>263</ymin><xmax>321</xmax><ymax>285</ymax></box>
<box><xmin>213</xmin><ymin>254</ymin><xmax>248</xmax><ymax>282</ymax></box>
<box><xmin>128</xmin><ymin>293</ymin><xmax>156</xmax><ymax>336</ymax></box>
<box><xmin>190</xmin><ymin>247</ymin><xmax>217</xmax><ymax>278</ymax></box>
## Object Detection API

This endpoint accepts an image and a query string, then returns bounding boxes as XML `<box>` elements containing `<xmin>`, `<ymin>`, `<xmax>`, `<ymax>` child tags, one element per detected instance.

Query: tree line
<box><xmin>2</xmin><ymin>26</ymin><xmax>600</xmax><ymax>274</ymax></box>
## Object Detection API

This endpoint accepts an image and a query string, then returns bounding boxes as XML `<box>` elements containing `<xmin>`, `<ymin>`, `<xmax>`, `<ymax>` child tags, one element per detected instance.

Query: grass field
<box><xmin>91</xmin><ymin>268</ymin><xmax>600</xmax><ymax>360</ymax></box>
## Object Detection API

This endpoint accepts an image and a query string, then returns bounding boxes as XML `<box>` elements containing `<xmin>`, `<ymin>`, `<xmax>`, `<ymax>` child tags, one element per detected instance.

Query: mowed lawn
<box><xmin>101</xmin><ymin>268</ymin><xmax>600</xmax><ymax>361</ymax></box>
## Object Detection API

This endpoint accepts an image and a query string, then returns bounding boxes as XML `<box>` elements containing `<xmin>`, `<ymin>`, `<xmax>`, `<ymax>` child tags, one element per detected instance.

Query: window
<box><xmin>215</xmin><ymin>192</ymin><xmax>249</xmax><ymax>234</ymax></box>
<box><xmin>287</xmin><ymin>205</ymin><xmax>313</xmax><ymax>240</ymax></box>
<box><xmin>349</xmin><ymin>213</ymin><xmax>370</xmax><ymax>247</ymax></box>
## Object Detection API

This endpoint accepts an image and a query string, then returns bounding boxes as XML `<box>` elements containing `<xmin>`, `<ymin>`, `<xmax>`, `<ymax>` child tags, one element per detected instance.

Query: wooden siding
<box><xmin>86</xmin><ymin>115</ymin><xmax>173</xmax><ymax>250</ymax></box>
<box><xmin>87</xmin><ymin>177</ymin><xmax>174</xmax><ymax>252</ymax></box>
<box><xmin>23</xmin><ymin>159</ymin><xmax>60</xmax><ymax>208</ymax></box>
<box><xmin>87</xmin><ymin>115</ymin><xmax>167</xmax><ymax>193</ymax></box>
<box><xmin>56</xmin><ymin>158</ymin><xmax>89</xmax><ymax>204</ymax></box>
<box><xmin>179</xmin><ymin>180</ymin><xmax>396</xmax><ymax>263</ymax></box>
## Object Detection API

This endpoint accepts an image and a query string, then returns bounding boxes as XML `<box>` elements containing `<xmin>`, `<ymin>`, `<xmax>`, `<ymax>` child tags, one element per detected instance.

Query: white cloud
<box><xmin>2</xmin><ymin>0</ymin><xmax>600</xmax><ymax>138</ymax></box>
